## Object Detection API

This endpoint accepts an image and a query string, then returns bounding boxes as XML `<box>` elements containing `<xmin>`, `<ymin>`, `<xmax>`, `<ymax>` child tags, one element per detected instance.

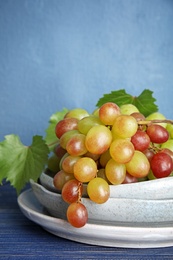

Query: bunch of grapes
<box><xmin>48</xmin><ymin>102</ymin><xmax>173</xmax><ymax>228</ymax></box>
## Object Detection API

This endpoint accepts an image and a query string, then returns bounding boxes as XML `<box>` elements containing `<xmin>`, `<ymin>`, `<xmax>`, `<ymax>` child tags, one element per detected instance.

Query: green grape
<box><xmin>87</xmin><ymin>177</ymin><xmax>110</xmax><ymax>204</ymax></box>
<box><xmin>64</xmin><ymin>108</ymin><xmax>89</xmax><ymax>120</ymax></box>
<box><xmin>125</xmin><ymin>150</ymin><xmax>150</xmax><ymax>178</ymax></box>
<box><xmin>112</xmin><ymin>115</ymin><xmax>138</xmax><ymax>139</ymax></box>
<box><xmin>110</xmin><ymin>139</ymin><xmax>134</xmax><ymax>164</ymax></box>
<box><xmin>146</xmin><ymin>112</ymin><xmax>167</xmax><ymax>128</ymax></box>
<box><xmin>61</xmin><ymin>155</ymin><xmax>81</xmax><ymax>174</ymax></box>
<box><xmin>66</xmin><ymin>133</ymin><xmax>87</xmax><ymax>156</ymax></box>
<box><xmin>60</xmin><ymin>130</ymin><xmax>80</xmax><ymax>149</ymax></box>
<box><xmin>99</xmin><ymin>102</ymin><xmax>121</xmax><ymax>125</ymax></box>
<box><xmin>47</xmin><ymin>154</ymin><xmax>61</xmax><ymax>173</ymax></box>
<box><xmin>78</xmin><ymin>115</ymin><xmax>103</xmax><ymax>135</ymax></box>
<box><xmin>166</xmin><ymin>124</ymin><xmax>173</xmax><ymax>139</ymax></box>
<box><xmin>105</xmin><ymin>158</ymin><xmax>126</xmax><ymax>184</ymax></box>
<box><xmin>120</xmin><ymin>104</ymin><xmax>139</xmax><ymax>115</ymax></box>
<box><xmin>85</xmin><ymin>125</ymin><xmax>112</xmax><ymax>154</ymax></box>
<box><xmin>73</xmin><ymin>157</ymin><xmax>97</xmax><ymax>182</ymax></box>
<box><xmin>161</xmin><ymin>139</ymin><xmax>173</xmax><ymax>152</ymax></box>
<box><xmin>53</xmin><ymin>170</ymin><xmax>74</xmax><ymax>191</ymax></box>
<box><xmin>67</xmin><ymin>202</ymin><xmax>88</xmax><ymax>228</ymax></box>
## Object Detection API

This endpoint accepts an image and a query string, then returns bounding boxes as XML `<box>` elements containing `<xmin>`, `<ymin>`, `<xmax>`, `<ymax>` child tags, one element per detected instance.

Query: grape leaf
<box><xmin>44</xmin><ymin>108</ymin><xmax>68</xmax><ymax>151</ymax></box>
<box><xmin>0</xmin><ymin>134</ymin><xmax>49</xmax><ymax>194</ymax></box>
<box><xmin>132</xmin><ymin>89</ymin><xmax>158</xmax><ymax>116</ymax></box>
<box><xmin>96</xmin><ymin>89</ymin><xmax>158</xmax><ymax>117</ymax></box>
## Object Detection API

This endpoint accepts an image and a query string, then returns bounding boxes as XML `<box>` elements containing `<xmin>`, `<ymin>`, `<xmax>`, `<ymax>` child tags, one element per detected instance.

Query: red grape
<box><xmin>150</xmin><ymin>152</ymin><xmax>173</xmax><ymax>178</ymax></box>
<box><xmin>146</xmin><ymin>124</ymin><xmax>169</xmax><ymax>144</ymax></box>
<box><xmin>67</xmin><ymin>202</ymin><xmax>88</xmax><ymax>228</ymax></box>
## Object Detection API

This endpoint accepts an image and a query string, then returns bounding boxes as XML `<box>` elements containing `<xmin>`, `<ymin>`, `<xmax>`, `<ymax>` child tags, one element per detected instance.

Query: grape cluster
<box><xmin>48</xmin><ymin>103</ymin><xmax>173</xmax><ymax>228</ymax></box>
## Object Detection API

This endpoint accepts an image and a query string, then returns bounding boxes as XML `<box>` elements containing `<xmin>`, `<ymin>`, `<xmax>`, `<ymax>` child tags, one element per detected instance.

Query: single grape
<box><xmin>61</xmin><ymin>155</ymin><xmax>81</xmax><ymax>174</ymax></box>
<box><xmin>166</xmin><ymin>124</ymin><xmax>173</xmax><ymax>139</ymax></box>
<box><xmin>61</xmin><ymin>179</ymin><xmax>82</xmax><ymax>204</ymax></box>
<box><xmin>85</xmin><ymin>125</ymin><xmax>112</xmax><ymax>154</ymax></box>
<box><xmin>60</xmin><ymin>130</ymin><xmax>80</xmax><ymax>149</ymax></box>
<box><xmin>66</xmin><ymin>133</ymin><xmax>87</xmax><ymax>156</ymax></box>
<box><xmin>131</xmin><ymin>112</ymin><xmax>146</xmax><ymax>122</ymax></box>
<box><xmin>67</xmin><ymin>202</ymin><xmax>88</xmax><ymax>228</ymax></box>
<box><xmin>112</xmin><ymin>115</ymin><xmax>138</xmax><ymax>139</ymax></box>
<box><xmin>125</xmin><ymin>150</ymin><xmax>150</xmax><ymax>178</ymax></box>
<box><xmin>73</xmin><ymin>157</ymin><xmax>97</xmax><ymax>183</ymax></box>
<box><xmin>161</xmin><ymin>139</ymin><xmax>173</xmax><ymax>152</ymax></box>
<box><xmin>53</xmin><ymin>170</ymin><xmax>74</xmax><ymax>191</ymax></box>
<box><xmin>78</xmin><ymin>115</ymin><xmax>103</xmax><ymax>135</ymax></box>
<box><xmin>110</xmin><ymin>139</ymin><xmax>134</xmax><ymax>164</ymax></box>
<box><xmin>87</xmin><ymin>177</ymin><xmax>110</xmax><ymax>204</ymax></box>
<box><xmin>99</xmin><ymin>102</ymin><xmax>121</xmax><ymax>125</ymax></box>
<box><xmin>150</xmin><ymin>152</ymin><xmax>173</xmax><ymax>178</ymax></box>
<box><xmin>146</xmin><ymin>112</ymin><xmax>167</xmax><ymax>128</ymax></box>
<box><xmin>64</xmin><ymin>108</ymin><xmax>89</xmax><ymax>120</ymax></box>
<box><xmin>146</xmin><ymin>124</ymin><xmax>169</xmax><ymax>144</ymax></box>
<box><xmin>55</xmin><ymin>118</ymin><xmax>79</xmax><ymax>139</ymax></box>
<box><xmin>120</xmin><ymin>104</ymin><xmax>139</xmax><ymax>115</ymax></box>
<box><xmin>105</xmin><ymin>158</ymin><xmax>126</xmax><ymax>184</ymax></box>
<box><xmin>160</xmin><ymin>148</ymin><xmax>173</xmax><ymax>161</ymax></box>
<box><xmin>131</xmin><ymin>130</ymin><xmax>150</xmax><ymax>152</ymax></box>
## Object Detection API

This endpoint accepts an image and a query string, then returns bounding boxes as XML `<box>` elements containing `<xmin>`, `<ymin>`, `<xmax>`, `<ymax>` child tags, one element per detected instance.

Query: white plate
<box><xmin>18</xmin><ymin>189</ymin><xmax>173</xmax><ymax>248</ymax></box>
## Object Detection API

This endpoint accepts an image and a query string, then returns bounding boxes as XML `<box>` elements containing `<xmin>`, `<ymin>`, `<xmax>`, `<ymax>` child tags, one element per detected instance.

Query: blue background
<box><xmin>0</xmin><ymin>0</ymin><xmax>173</xmax><ymax>145</ymax></box>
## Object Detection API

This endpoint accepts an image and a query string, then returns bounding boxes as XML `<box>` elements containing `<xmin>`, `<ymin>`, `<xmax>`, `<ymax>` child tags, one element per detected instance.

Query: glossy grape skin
<box><xmin>53</xmin><ymin>170</ymin><xmax>74</xmax><ymax>191</ymax></box>
<box><xmin>143</xmin><ymin>149</ymin><xmax>154</xmax><ymax>163</ymax></box>
<box><xmin>146</xmin><ymin>124</ymin><xmax>169</xmax><ymax>144</ymax></box>
<box><xmin>125</xmin><ymin>151</ymin><xmax>150</xmax><ymax>178</ymax></box>
<box><xmin>73</xmin><ymin>157</ymin><xmax>97</xmax><ymax>183</ymax></box>
<box><xmin>87</xmin><ymin>177</ymin><xmax>110</xmax><ymax>204</ymax></box>
<box><xmin>99</xmin><ymin>102</ymin><xmax>121</xmax><ymax>125</ymax></box>
<box><xmin>64</xmin><ymin>108</ymin><xmax>89</xmax><ymax>120</ymax></box>
<box><xmin>60</xmin><ymin>130</ymin><xmax>80</xmax><ymax>149</ymax></box>
<box><xmin>150</xmin><ymin>152</ymin><xmax>173</xmax><ymax>178</ymax></box>
<box><xmin>120</xmin><ymin>104</ymin><xmax>139</xmax><ymax>115</ymax></box>
<box><xmin>66</xmin><ymin>134</ymin><xmax>87</xmax><ymax>156</ymax></box>
<box><xmin>67</xmin><ymin>202</ymin><xmax>88</xmax><ymax>228</ymax></box>
<box><xmin>110</xmin><ymin>139</ymin><xmax>134</xmax><ymax>164</ymax></box>
<box><xmin>55</xmin><ymin>118</ymin><xmax>79</xmax><ymax>139</ymax></box>
<box><xmin>131</xmin><ymin>130</ymin><xmax>150</xmax><ymax>152</ymax></box>
<box><xmin>105</xmin><ymin>158</ymin><xmax>126</xmax><ymax>184</ymax></box>
<box><xmin>78</xmin><ymin>115</ymin><xmax>103</xmax><ymax>135</ymax></box>
<box><xmin>61</xmin><ymin>155</ymin><xmax>81</xmax><ymax>174</ymax></box>
<box><xmin>61</xmin><ymin>179</ymin><xmax>82</xmax><ymax>204</ymax></box>
<box><xmin>112</xmin><ymin>115</ymin><xmax>138</xmax><ymax>139</ymax></box>
<box><xmin>122</xmin><ymin>172</ymin><xmax>138</xmax><ymax>184</ymax></box>
<box><xmin>85</xmin><ymin>125</ymin><xmax>112</xmax><ymax>155</ymax></box>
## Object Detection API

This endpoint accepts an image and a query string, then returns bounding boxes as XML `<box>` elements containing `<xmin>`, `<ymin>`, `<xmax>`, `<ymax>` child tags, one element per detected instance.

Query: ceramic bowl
<box><xmin>30</xmin><ymin>179</ymin><xmax>173</xmax><ymax>226</ymax></box>
<box><xmin>39</xmin><ymin>171</ymin><xmax>173</xmax><ymax>200</ymax></box>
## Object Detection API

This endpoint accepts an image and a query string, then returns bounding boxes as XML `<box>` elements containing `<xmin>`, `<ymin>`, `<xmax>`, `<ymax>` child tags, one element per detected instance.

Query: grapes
<box><xmin>87</xmin><ymin>177</ymin><xmax>110</xmax><ymax>204</ymax></box>
<box><xmin>112</xmin><ymin>115</ymin><xmax>138</xmax><ymax>139</ymax></box>
<box><xmin>73</xmin><ymin>157</ymin><xmax>97</xmax><ymax>183</ymax></box>
<box><xmin>85</xmin><ymin>125</ymin><xmax>112</xmax><ymax>154</ymax></box>
<box><xmin>150</xmin><ymin>152</ymin><xmax>173</xmax><ymax>178</ymax></box>
<box><xmin>50</xmin><ymin>101</ymin><xmax>173</xmax><ymax>228</ymax></box>
<box><xmin>99</xmin><ymin>102</ymin><xmax>121</xmax><ymax>125</ymax></box>
<box><xmin>146</xmin><ymin>124</ymin><xmax>169</xmax><ymax>144</ymax></box>
<box><xmin>67</xmin><ymin>202</ymin><xmax>88</xmax><ymax>228</ymax></box>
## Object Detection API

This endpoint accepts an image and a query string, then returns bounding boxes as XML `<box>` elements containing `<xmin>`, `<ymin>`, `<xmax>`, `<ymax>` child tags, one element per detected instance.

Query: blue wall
<box><xmin>0</xmin><ymin>0</ymin><xmax>173</xmax><ymax>145</ymax></box>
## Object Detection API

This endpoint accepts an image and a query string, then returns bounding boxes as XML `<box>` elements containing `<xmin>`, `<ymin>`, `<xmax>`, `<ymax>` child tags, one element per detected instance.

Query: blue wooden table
<box><xmin>1</xmin><ymin>181</ymin><xmax>173</xmax><ymax>259</ymax></box>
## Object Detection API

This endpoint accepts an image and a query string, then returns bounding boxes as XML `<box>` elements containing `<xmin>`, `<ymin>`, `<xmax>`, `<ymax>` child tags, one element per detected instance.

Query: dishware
<box><xmin>30</xmin><ymin>179</ymin><xmax>173</xmax><ymax>224</ymax></box>
<box><xmin>17</xmin><ymin>188</ymin><xmax>173</xmax><ymax>248</ymax></box>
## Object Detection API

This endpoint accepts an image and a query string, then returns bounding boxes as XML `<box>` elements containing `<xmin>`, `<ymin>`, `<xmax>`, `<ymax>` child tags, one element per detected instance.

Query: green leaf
<box><xmin>0</xmin><ymin>134</ymin><xmax>49</xmax><ymax>194</ymax></box>
<box><xmin>96</xmin><ymin>89</ymin><xmax>133</xmax><ymax>107</ymax></box>
<box><xmin>132</xmin><ymin>89</ymin><xmax>158</xmax><ymax>117</ymax></box>
<box><xmin>44</xmin><ymin>108</ymin><xmax>69</xmax><ymax>151</ymax></box>
<box><xmin>96</xmin><ymin>89</ymin><xmax>158</xmax><ymax>117</ymax></box>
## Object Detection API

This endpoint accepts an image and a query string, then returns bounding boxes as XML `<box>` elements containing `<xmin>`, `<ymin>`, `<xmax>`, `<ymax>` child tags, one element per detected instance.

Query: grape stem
<box><xmin>138</xmin><ymin>119</ymin><xmax>173</xmax><ymax>125</ymax></box>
